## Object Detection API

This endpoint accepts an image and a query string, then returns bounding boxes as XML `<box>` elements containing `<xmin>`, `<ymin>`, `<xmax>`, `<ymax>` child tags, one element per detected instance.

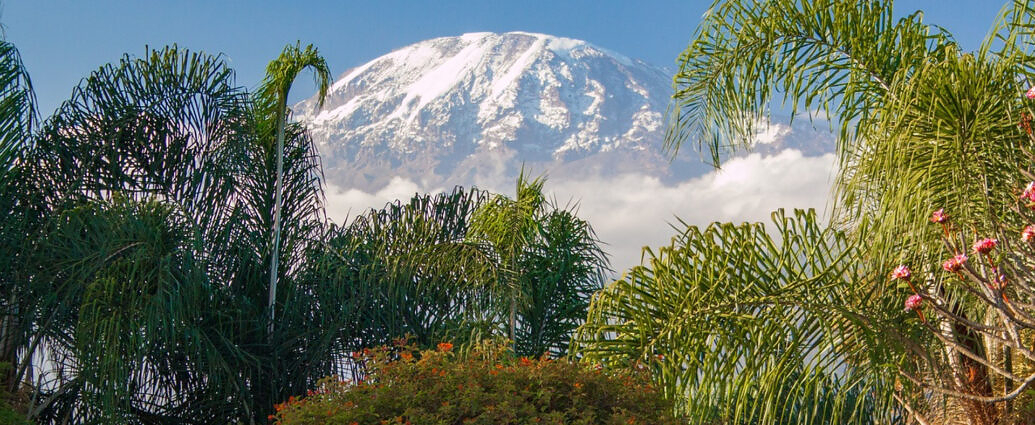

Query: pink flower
<box><xmin>1024</xmin><ymin>225</ymin><xmax>1035</xmax><ymax>242</ymax></box>
<box><xmin>929</xmin><ymin>209</ymin><xmax>949</xmax><ymax>224</ymax></box>
<box><xmin>891</xmin><ymin>265</ymin><xmax>911</xmax><ymax>280</ymax></box>
<box><xmin>904</xmin><ymin>294</ymin><xmax>923</xmax><ymax>311</ymax></box>
<box><xmin>972</xmin><ymin>238</ymin><xmax>998</xmax><ymax>254</ymax></box>
<box><xmin>1027</xmin><ymin>86</ymin><xmax>1035</xmax><ymax>99</ymax></box>
<box><xmin>1024</xmin><ymin>182</ymin><xmax>1035</xmax><ymax>202</ymax></box>
<box><xmin>942</xmin><ymin>254</ymin><xmax>967</xmax><ymax>272</ymax></box>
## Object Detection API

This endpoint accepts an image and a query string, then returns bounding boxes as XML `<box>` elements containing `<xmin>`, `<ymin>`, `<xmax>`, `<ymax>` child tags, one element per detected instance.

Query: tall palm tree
<box><xmin>254</xmin><ymin>42</ymin><xmax>330</xmax><ymax>332</ymax></box>
<box><xmin>25</xmin><ymin>45</ymin><xmax>257</xmax><ymax>423</ymax></box>
<box><xmin>468</xmin><ymin>171</ymin><xmax>548</xmax><ymax>344</ymax></box>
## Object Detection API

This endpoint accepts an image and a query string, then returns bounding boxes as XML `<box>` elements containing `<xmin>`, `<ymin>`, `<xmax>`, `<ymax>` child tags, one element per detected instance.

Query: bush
<box><xmin>270</xmin><ymin>341</ymin><xmax>682</xmax><ymax>425</ymax></box>
<box><xmin>0</xmin><ymin>363</ymin><xmax>30</xmax><ymax>425</ymax></box>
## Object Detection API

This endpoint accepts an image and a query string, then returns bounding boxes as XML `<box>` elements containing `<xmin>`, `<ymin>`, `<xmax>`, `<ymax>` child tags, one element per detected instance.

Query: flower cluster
<box><xmin>1023</xmin><ymin>225</ymin><xmax>1035</xmax><ymax>242</ymax></box>
<box><xmin>892</xmin><ymin>265</ymin><xmax>924</xmax><ymax>319</ymax></box>
<box><xmin>904</xmin><ymin>294</ymin><xmax>923</xmax><ymax>311</ymax></box>
<box><xmin>891</xmin><ymin>265</ymin><xmax>911</xmax><ymax>280</ymax></box>
<box><xmin>972</xmin><ymin>238</ymin><xmax>998</xmax><ymax>255</ymax></box>
<box><xmin>941</xmin><ymin>254</ymin><xmax>967</xmax><ymax>273</ymax></box>
<box><xmin>930</xmin><ymin>208</ymin><xmax>949</xmax><ymax>224</ymax></box>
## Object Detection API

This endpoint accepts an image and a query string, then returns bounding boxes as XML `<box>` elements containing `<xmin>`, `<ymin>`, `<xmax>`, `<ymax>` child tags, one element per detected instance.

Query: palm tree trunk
<box><xmin>509</xmin><ymin>296</ymin><xmax>516</xmax><ymax>344</ymax></box>
<box><xmin>0</xmin><ymin>295</ymin><xmax>17</xmax><ymax>391</ymax></box>
<box><xmin>268</xmin><ymin>100</ymin><xmax>287</xmax><ymax>335</ymax></box>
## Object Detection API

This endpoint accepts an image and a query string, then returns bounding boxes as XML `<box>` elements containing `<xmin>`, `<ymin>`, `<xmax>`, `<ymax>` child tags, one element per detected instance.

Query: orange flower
<box><xmin>400</xmin><ymin>352</ymin><xmax>413</xmax><ymax>361</ymax></box>
<box><xmin>574</xmin><ymin>382</ymin><xmax>583</xmax><ymax>389</ymax></box>
<box><xmin>519</xmin><ymin>356</ymin><xmax>532</xmax><ymax>366</ymax></box>
<box><xmin>437</xmin><ymin>342</ymin><xmax>453</xmax><ymax>352</ymax></box>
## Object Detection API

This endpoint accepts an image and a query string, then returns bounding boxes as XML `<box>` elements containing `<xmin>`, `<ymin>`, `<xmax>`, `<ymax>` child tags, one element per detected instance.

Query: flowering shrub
<box><xmin>890</xmin><ymin>193</ymin><xmax>1035</xmax><ymax>423</ymax></box>
<box><xmin>269</xmin><ymin>341</ymin><xmax>682</xmax><ymax>425</ymax></box>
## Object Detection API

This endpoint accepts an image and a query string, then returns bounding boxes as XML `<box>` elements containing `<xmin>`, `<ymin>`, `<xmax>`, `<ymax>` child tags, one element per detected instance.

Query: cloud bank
<box><xmin>324</xmin><ymin>149</ymin><xmax>837</xmax><ymax>275</ymax></box>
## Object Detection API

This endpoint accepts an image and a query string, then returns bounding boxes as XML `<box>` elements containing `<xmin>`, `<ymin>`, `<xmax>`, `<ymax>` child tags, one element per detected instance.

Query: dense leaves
<box><xmin>271</xmin><ymin>341</ymin><xmax>683</xmax><ymax>425</ymax></box>
<box><xmin>574</xmin><ymin>210</ymin><xmax>894</xmax><ymax>423</ymax></box>
<box><xmin>0</xmin><ymin>38</ymin><xmax>608</xmax><ymax>423</ymax></box>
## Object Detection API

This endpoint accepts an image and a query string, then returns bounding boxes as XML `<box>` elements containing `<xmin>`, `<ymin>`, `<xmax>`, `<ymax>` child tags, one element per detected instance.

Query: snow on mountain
<box><xmin>293</xmin><ymin>31</ymin><xmax>839</xmax><ymax>271</ymax></box>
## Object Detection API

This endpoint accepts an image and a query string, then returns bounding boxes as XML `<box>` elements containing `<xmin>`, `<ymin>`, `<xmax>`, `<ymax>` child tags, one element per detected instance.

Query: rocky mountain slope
<box><xmin>293</xmin><ymin>31</ymin><xmax>834</xmax><ymax>193</ymax></box>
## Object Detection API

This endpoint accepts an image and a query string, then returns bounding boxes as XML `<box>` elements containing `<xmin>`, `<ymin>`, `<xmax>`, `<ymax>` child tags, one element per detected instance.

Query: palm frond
<box><xmin>668</xmin><ymin>0</ymin><xmax>948</xmax><ymax>166</ymax></box>
<box><xmin>573</xmin><ymin>209</ymin><xmax>897</xmax><ymax>424</ymax></box>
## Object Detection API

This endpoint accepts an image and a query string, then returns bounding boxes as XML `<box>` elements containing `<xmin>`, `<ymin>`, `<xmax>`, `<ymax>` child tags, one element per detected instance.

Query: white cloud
<box><xmin>324</xmin><ymin>176</ymin><xmax>445</xmax><ymax>223</ymax></box>
<box><xmin>752</xmin><ymin>121</ymin><xmax>791</xmax><ymax>145</ymax></box>
<box><xmin>548</xmin><ymin>150</ymin><xmax>837</xmax><ymax>273</ymax></box>
<box><xmin>322</xmin><ymin>149</ymin><xmax>837</xmax><ymax>275</ymax></box>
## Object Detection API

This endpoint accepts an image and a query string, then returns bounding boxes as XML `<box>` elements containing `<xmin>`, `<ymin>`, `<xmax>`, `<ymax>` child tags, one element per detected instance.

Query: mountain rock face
<box><xmin>293</xmin><ymin>31</ymin><xmax>833</xmax><ymax>192</ymax></box>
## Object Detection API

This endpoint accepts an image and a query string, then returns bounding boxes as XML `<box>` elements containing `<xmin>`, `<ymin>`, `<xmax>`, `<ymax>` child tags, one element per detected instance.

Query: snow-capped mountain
<box><xmin>293</xmin><ymin>31</ymin><xmax>834</xmax><ymax>193</ymax></box>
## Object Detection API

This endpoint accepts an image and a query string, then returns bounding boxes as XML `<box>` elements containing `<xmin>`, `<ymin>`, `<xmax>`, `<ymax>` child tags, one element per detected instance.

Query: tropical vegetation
<box><xmin>0</xmin><ymin>35</ymin><xmax>608</xmax><ymax>424</ymax></box>
<box><xmin>578</xmin><ymin>0</ymin><xmax>1035</xmax><ymax>424</ymax></box>
<box><xmin>6</xmin><ymin>0</ymin><xmax>1035</xmax><ymax>424</ymax></box>
<box><xmin>270</xmin><ymin>340</ymin><xmax>682</xmax><ymax>425</ymax></box>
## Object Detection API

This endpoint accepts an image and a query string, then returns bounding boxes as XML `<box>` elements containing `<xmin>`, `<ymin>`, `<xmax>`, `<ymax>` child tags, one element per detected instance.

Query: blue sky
<box><xmin>4</xmin><ymin>1</ymin><xmax>1003</xmax><ymax>116</ymax></box>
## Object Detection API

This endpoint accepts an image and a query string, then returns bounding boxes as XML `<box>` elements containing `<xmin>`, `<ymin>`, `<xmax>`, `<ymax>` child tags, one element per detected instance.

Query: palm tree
<box><xmin>12</xmin><ymin>43</ymin><xmax>342</xmax><ymax>424</ymax></box>
<box><xmin>0</xmin><ymin>36</ymin><xmax>38</xmax><ymax>393</ymax></box>
<box><xmin>469</xmin><ymin>172</ymin><xmax>610</xmax><ymax>356</ymax></box>
<box><xmin>574</xmin><ymin>210</ymin><xmax>891</xmax><ymax>424</ymax></box>
<box><xmin>468</xmin><ymin>171</ymin><xmax>548</xmax><ymax>344</ymax></box>
<box><xmin>514</xmin><ymin>207</ymin><xmax>609</xmax><ymax>357</ymax></box>
<box><xmin>596</xmin><ymin>0</ymin><xmax>1035</xmax><ymax>423</ymax></box>
<box><xmin>254</xmin><ymin>42</ymin><xmax>330</xmax><ymax>332</ymax></box>
<box><xmin>324</xmin><ymin>187</ymin><xmax>499</xmax><ymax>358</ymax></box>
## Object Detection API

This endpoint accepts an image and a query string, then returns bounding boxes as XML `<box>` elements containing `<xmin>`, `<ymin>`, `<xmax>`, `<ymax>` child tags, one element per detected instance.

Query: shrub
<box><xmin>0</xmin><ymin>363</ymin><xmax>30</xmax><ymax>425</ymax></box>
<box><xmin>270</xmin><ymin>341</ymin><xmax>682</xmax><ymax>425</ymax></box>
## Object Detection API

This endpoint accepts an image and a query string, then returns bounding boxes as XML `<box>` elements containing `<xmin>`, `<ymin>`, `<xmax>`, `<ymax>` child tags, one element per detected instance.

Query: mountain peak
<box><xmin>293</xmin><ymin>32</ymin><xmax>684</xmax><ymax>192</ymax></box>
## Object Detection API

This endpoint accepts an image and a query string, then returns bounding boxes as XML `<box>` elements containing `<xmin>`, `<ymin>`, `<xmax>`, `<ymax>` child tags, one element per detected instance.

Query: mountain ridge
<box><xmin>293</xmin><ymin>31</ymin><xmax>833</xmax><ymax>193</ymax></box>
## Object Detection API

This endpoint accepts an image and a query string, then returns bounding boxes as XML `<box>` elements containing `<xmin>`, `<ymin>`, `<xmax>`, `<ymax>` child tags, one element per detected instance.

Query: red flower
<box><xmin>1026</xmin><ymin>86</ymin><xmax>1035</xmax><ymax>99</ymax></box>
<box><xmin>929</xmin><ymin>209</ymin><xmax>949</xmax><ymax>224</ymax></box>
<box><xmin>1024</xmin><ymin>182</ymin><xmax>1035</xmax><ymax>202</ymax></box>
<box><xmin>1023</xmin><ymin>225</ymin><xmax>1035</xmax><ymax>242</ymax></box>
<box><xmin>904</xmin><ymin>294</ymin><xmax>923</xmax><ymax>311</ymax></box>
<box><xmin>972</xmin><ymin>238</ymin><xmax>998</xmax><ymax>254</ymax></box>
<box><xmin>891</xmin><ymin>265</ymin><xmax>911</xmax><ymax>280</ymax></box>
<box><xmin>942</xmin><ymin>254</ymin><xmax>967</xmax><ymax>272</ymax></box>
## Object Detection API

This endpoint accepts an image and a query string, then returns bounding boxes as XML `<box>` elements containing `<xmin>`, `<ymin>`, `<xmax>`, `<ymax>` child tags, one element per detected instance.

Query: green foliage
<box><xmin>21</xmin><ymin>45</ymin><xmax>334</xmax><ymax>424</ymax></box>
<box><xmin>665</xmin><ymin>0</ymin><xmax>1035</xmax><ymax>422</ymax></box>
<box><xmin>321</xmin><ymin>187</ymin><xmax>498</xmax><ymax>353</ymax></box>
<box><xmin>0</xmin><ymin>38</ymin><xmax>38</xmax><ymax>394</ymax></box>
<box><xmin>0</xmin><ymin>364</ymin><xmax>29</xmax><ymax>425</ymax></box>
<box><xmin>271</xmin><ymin>341</ymin><xmax>682</xmax><ymax>425</ymax></box>
<box><xmin>668</xmin><ymin>0</ymin><xmax>947</xmax><ymax>165</ymax></box>
<box><xmin>324</xmin><ymin>184</ymin><xmax>609</xmax><ymax>360</ymax></box>
<box><xmin>573</xmin><ymin>210</ymin><xmax>894</xmax><ymax>424</ymax></box>
<box><xmin>468</xmin><ymin>172</ymin><xmax>610</xmax><ymax>357</ymax></box>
